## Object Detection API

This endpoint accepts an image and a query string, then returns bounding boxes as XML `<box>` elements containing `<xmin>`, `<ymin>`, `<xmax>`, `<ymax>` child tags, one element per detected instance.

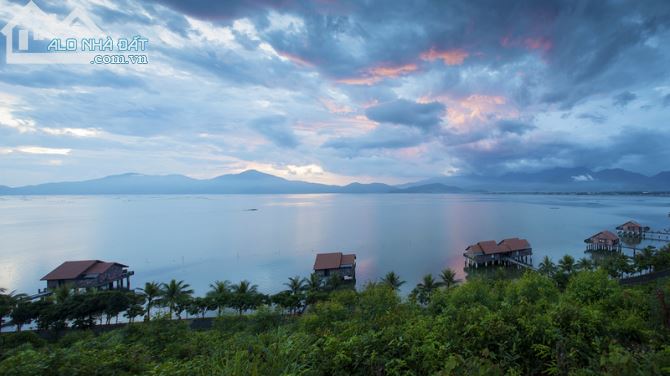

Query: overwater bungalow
<box><xmin>463</xmin><ymin>238</ymin><xmax>533</xmax><ymax>268</ymax></box>
<box><xmin>41</xmin><ymin>260</ymin><xmax>134</xmax><ymax>291</ymax></box>
<box><xmin>616</xmin><ymin>220</ymin><xmax>650</xmax><ymax>236</ymax></box>
<box><xmin>313</xmin><ymin>252</ymin><xmax>356</xmax><ymax>281</ymax></box>
<box><xmin>584</xmin><ymin>230</ymin><xmax>620</xmax><ymax>251</ymax></box>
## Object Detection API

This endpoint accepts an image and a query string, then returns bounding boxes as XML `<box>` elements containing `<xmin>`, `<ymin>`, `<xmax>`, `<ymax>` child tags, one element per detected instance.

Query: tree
<box><xmin>229</xmin><ymin>280</ymin><xmax>263</xmax><ymax>316</ymax></box>
<box><xmin>0</xmin><ymin>288</ymin><xmax>13</xmax><ymax>333</ymax></box>
<box><xmin>305</xmin><ymin>273</ymin><xmax>326</xmax><ymax>307</ymax></box>
<box><xmin>285</xmin><ymin>276</ymin><xmax>307</xmax><ymax>295</ymax></box>
<box><xmin>282</xmin><ymin>276</ymin><xmax>307</xmax><ymax>315</ymax></box>
<box><xmin>52</xmin><ymin>284</ymin><xmax>73</xmax><ymax>304</ymax></box>
<box><xmin>10</xmin><ymin>300</ymin><xmax>37</xmax><ymax>332</ymax></box>
<box><xmin>325</xmin><ymin>272</ymin><xmax>343</xmax><ymax>292</ymax></box>
<box><xmin>634</xmin><ymin>247</ymin><xmax>655</xmax><ymax>274</ymax></box>
<box><xmin>124</xmin><ymin>293</ymin><xmax>145</xmax><ymax>324</ymax></box>
<box><xmin>380</xmin><ymin>271</ymin><xmax>406</xmax><ymax>291</ymax></box>
<box><xmin>187</xmin><ymin>297</ymin><xmax>211</xmax><ymax>319</ymax></box>
<box><xmin>538</xmin><ymin>256</ymin><xmax>557</xmax><ymax>276</ymax></box>
<box><xmin>576</xmin><ymin>257</ymin><xmax>594</xmax><ymax>272</ymax></box>
<box><xmin>137</xmin><ymin>282</ymin><xmax>161</xmax><ymax>321</ymax></box>
<box><xmin>101</xmin><ymin>291</ymin><xmax>131</xmax><ymax>325</ymax></box>
<box><xmin>160</xmin><ymin>280</ymin><xmax>194</xmax><ymax>319</ymax></box>
<box><xmin>558</xmin><ymin>255</ymin><xmax>576</xmax><ymax>275</ymax></box>
<box><xmin>439</xmin><ymin>268</ymin><xmax>459</xmax><ymax>289</ymax></box>
<box><xmin>206</xmin><ymin>280</ymin><xmax>231</xmax><ymax>316</ymax></box>
<box><xmin>412</xmin><ymin>274</ymin><xmax>441</xmax><ymax>305</ymax></box>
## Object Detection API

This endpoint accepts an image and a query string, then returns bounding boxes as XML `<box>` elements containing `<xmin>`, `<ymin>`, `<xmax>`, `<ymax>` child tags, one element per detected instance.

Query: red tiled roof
<box><xmin>585</xmin><ymin>230</ymin><xmax>619</xmax><ymax>243</ymax></box>
<box><xmin>616</xmin><ymin>220</ymin><xmax>642</xmax><ymax>230</ymax></box>
<box><xmin>341</xmin><ymin>254</ymin><xmax>356</xmax><ymax>266</ymax></box>
<box><xmin>496</xmin><ymin>238</ymin><xmax>532</xmax><ymax>253</ymax></box>
<box><xmin>466</xmin><ymin>238</ymin><xmax>531</xmax><ymax>255</ymax></box>
<box><xmin>41</xmin><ymin>260</ymin><xmax>127</xmax><ymax>281</ymax></box>
<box><xmin>314</xmin><ymin>252</ymin><xmax>356</xmax><ymax>270</ymax></box>
<box><xmin>466</xmin><ymin>240</ymin><xmax>497</xmax><ymax>254</ymax></box>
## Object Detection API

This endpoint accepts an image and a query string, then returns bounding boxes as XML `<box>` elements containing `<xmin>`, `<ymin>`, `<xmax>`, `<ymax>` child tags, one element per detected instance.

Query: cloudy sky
<box><xmin>1</xmin><ymin>0</ymin><xmax>670</xmax><ymax>186</ymax></box>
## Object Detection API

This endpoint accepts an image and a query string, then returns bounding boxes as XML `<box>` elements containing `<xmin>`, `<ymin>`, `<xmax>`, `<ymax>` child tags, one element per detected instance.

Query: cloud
<box><xmin>612</xmin><ymin>91</ymin><xmax>637</xmax><ymax>107</ymax></box>
<box><xmin>420</xmin><ymin>48</ymin><xmax>469</xmax><ymax>65</ymax></box>
<box><xmin>577</xmin><ymin>112</ymin><xmax>607</xmax><ymax>124</ymax></box>
<box><xmin>323</xmin><ymin>125</ymin><xmax>426</xmax><ymax>152</ymax></box>
<box><xmin>571</xmin><ymin>174</ymin><xmax>594</xmax><ymax>182</ymax></box>
<box><xmin>663</xmin><ymin>93</ymin><xmax>670</xmax><ymax>107</ymax></box>
<box><xmin>365</xmin><ymin>99</ymin><xmax>445</xmax><ymax>131</ymax></box>
<box><xmin>2</xmin><ymin>0</ymin><xmax>670</xmax><ymax>185</ymax></box>
<box><xmin>12</xmin><ymin>146</ymin><xmax>72</xmax><ymax>155</ymax></box>
<box><xmin>496</xmin><ymin>120</ymin><xmax>536</xmax><ymax>135</ymax></box>
<box><xmin>249</xmin><ymin>115</ymin><xmax>299</xmax><ymax>148</ymax></box>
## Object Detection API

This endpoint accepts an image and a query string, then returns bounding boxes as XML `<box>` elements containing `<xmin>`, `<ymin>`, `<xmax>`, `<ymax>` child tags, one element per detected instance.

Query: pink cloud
<box><xmin>336</xmin><ymin>63</ymin><xmax>418</xmax><ymax>86</ymax></box>
<box><xmin>420</xmin><ymin>48</ymin><xmax>469</xmax><ymax>65</ymax></box>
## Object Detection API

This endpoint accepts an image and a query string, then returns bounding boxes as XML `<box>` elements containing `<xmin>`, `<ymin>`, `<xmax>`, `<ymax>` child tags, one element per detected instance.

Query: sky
<box><xmin>1</xmin><ymin>0</ymin><xmax>670</xmax><ymax>186</ymax></box>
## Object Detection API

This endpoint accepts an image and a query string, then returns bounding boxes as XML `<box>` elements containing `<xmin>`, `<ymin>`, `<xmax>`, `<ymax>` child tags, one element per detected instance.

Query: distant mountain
<box><xmin>2</xmin><ymin>167</ymin><xmax>668</xmax><ymax>195</ymax></box>
<box><xmin>394</xmin><ymin>183</ymin><xmax>464</xmax><ymax>193</ymax></box>
<box><xmin>402</xmin><ymin>167</ymin><xmax>670</xmax><ymax>192</ymax></box>
<box><xmin>340</xmin><ymin>182</ymin><xmax>395</xmax><ymax>193</ymax></box>
<box><xmin>0</xmin><ymin>170</ymin><xmax>396</xmax><ymax>195</ymax></box>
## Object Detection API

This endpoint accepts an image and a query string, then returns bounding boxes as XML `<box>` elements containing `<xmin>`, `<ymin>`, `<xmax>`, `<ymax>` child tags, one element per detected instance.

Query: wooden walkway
<box><xmin>619</xmin><ymin>269</ymin><xmax>670</xmax><ymax>286</ymax></box>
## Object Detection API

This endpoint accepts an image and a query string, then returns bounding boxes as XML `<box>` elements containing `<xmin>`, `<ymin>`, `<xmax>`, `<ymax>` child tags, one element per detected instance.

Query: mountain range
<box><xmin>0</xmin><ymin>167</ymin><xmax>668</xmax><ymax>195</ymax></box>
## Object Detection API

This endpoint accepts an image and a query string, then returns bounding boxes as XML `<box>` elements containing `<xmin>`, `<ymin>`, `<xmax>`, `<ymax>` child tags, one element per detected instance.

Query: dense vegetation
<box><xmin>1</xmin><ymin>244</ymin><xmax>670</xmax><ymax>375</ymax></box>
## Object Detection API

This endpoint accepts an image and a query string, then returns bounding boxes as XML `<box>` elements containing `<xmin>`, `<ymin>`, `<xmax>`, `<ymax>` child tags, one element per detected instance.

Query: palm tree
<box><xmin>0</xmin><ymin>288</ymin><xmax>11</xmax><ymax>333</ymax></box>
<box><xmin>137</xmin><ymin>282</ymin><xmax>161</xmax><ymax>321</ymax></box>
<box><xmin>558</xmin><ymin>255</ymin><xmax>576</xmax><ymax>275</ymax></box>
<box><xmin>305</xmin><ymin>273</ymin><xmax>322</xmax><ymax>293</ymax></box>
<box><xmin>160</xmin><ymin>280</ymin><xmax>194</xmax><ymax>319</ymax></box>
<box><xmin>51</xmin><ymin>284</ymin><xmax>73</xmax><ymax>304</ymax></box>
<box><xmin>439</xmin><ymin>268</ymin><xmax>459</xmax><ymax>288</ymax></box>
<box><xmin>637</xmin><ymin>247</ymin><xmax>655</xmax><ymax>274</ymax></box>
<box><xmin>413</xmin><ymin>274</ymin><xmax>441</xmax><ymax>305</ymax></box>
<box><xmin>230</xmin><ymin>280</ymin><xmax>260</xmax><ymax>316</ymax></box>
<box><xmin>380</xmin><ymin>271</ymin><xmax>406</xmax><ymax>291</ymax></box>
<box><xmin>576</xmin><ymin>257</ymin><xmax>594</xmax><ymax>272</ymax></box>
<box><xmin>0</xmin><ymin>290</ymin><xmax>28</xmax><ymax>333</ymax></box>
<box><xmin>207</xmin><ymin>280</ymin><xmax>231</xmax><ymax>316</ymax></box>
<box><xmin>538</xmin><ymin>256</ymin><xmax>557</xmax><ymax>275</ymax></box>
<box><xmin>284</xmin><ymin>276</ymin><xmax>307</xmax><ymax>295</ymax></box>
<box><xmin>283</xmin><ymin>276</ymin><xmax>307</xmax><ymax>314</ymax></box>
<box><xmin>304</xmin><ymin>273</ymin><xmax>323</xmax><ymax>307</ymax></box>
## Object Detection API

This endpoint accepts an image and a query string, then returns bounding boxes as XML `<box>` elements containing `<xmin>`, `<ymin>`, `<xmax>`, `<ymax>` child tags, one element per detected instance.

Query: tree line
<box><xmin>1</xmin><ymin>244</ymin><xmax>669</xmax><ymax>334</ymax></box>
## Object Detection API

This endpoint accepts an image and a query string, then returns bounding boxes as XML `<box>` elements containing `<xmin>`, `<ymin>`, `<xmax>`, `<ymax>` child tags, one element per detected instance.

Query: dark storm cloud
<box><xmin>577</xmin><ymin>112</ymin><xmax>607</xmax><ymax>124</ymax></box>
<box><xmin>612</xmin><ymin>91</ymin><xmax>637</xmax><ymax>108</ymax></box>
<box><xmin>323</xmin><ymin>126</ymin><xmax>425</xmax><ymax>153</ymax></box>
<box><xmin>496</xmin><ymin>120</ymin><xmax>536</xmax><ymax>135</ymax></box>
<box><xmin>250</xmin><ymin>115</ymin><xmax>299</xmax><ymax>148</ymax></box>
<box><xmin>149</xmin><ymin>0</ymin><xmax>670</xmax><ymax>107</ymax></box>
<box><xmin>365</xmin><ymin>100</ymin><xmax>444</xmax><ymax>131</ymax></box>
<box><xmin>663</xmin><ymin>94</ymin><xmax>670</xmax><ymax>107</ymax></box>
<box><xmin>147</xmin><ymin>0</ymin><xmax>275</xmax><ymax>21</ymax></box>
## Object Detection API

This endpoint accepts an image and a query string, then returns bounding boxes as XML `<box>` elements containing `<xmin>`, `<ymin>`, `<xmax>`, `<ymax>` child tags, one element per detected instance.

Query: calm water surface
<box><xmin>1</xmin><ymin>194</ymin><xmax>669</xmax><ymax>295</ymax></box>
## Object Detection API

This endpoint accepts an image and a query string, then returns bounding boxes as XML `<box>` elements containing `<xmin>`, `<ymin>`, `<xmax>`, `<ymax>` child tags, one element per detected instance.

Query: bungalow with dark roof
<box><xmin>313</xmin><ymin>252</ymin><xmax>356</xmax><ymax>281</ymax></box>
<box><xmin>584</xmin><ymin>230</ymin><xmax>620</xmax><ymax>251</ymax></box>
<box><xmin>464</xmin><ymin>238</ymin><xmax>533</xmax><ymax>269</ymax></box>
<box><xmin>616</xmin><ymin>220</ymin><xmax>650</xmax><ymax>236</ymax></box>
<box><xmin>41</xmin><ymin>260</ymin><xmax>134</xmax><ymax>291</ymax></box>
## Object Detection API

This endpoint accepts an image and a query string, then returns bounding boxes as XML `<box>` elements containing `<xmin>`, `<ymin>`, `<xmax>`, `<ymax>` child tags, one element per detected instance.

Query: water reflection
<box><xmin>0</xmin><ymin>194</ymin><xmax>668</xmax><ymax>296</ymax></box>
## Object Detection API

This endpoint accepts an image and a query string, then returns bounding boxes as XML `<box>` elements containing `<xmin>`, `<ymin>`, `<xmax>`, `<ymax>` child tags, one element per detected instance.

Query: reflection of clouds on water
<box><xmin>3</xmin><ymin>194</ymin><xmax>670</xmax><ymax>296</ymax></box>
<box><xmin>265</xmin><ymin>201</ymin><xmax>316</xmax><ymax>207</ymax></box>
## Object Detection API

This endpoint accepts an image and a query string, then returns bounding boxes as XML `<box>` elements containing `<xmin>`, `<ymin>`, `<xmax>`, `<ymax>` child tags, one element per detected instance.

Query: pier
<box><xmin>464</xmin><ymin>238</ymin><xmax>534</xmax><ymax>270</ymax></box>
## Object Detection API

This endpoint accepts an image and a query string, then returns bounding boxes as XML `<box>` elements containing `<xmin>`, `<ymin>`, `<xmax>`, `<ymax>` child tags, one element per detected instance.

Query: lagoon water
<box><xmin>1</xmin><ymin>194</ymin><xmax>669</xmax><ymax>296</ymax></box>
